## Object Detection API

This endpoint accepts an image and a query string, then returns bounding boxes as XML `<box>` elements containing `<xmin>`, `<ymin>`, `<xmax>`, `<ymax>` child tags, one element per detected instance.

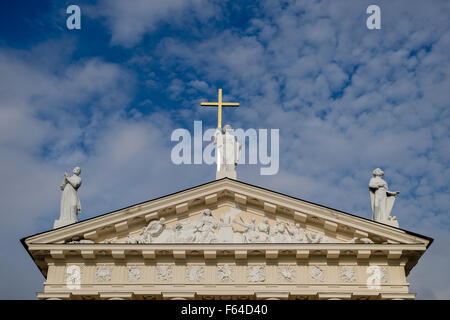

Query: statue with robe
<box><xmin>193</xmin><ymin>209</ymin><xmax>218</xmax><ymax>243</ymax></box>
<box><xmin>54</xmin><ymin>167</ymin><xmax>82</xmax><ymax>229</ymax></box>
<box><xmin>369</xmin><ymin>168</ymin><xmax>400</xmax><ymax>227</ymax></box>
<box><xmin>213</xmin><ymin>124</ymin><xmax>242</xmax><ymax>179</ymax></box>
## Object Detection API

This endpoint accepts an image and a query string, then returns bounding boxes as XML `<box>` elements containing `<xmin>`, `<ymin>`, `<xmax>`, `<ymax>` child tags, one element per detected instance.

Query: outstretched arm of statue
<box><xmin>387</xmin><ymin>191</ymin><xmax>400</xmax><ymax>196</ymax></box>
<box><xmin>60</xmin><ymin>173</ymin><xmax>68</xmax><ymax>190</ymax></box>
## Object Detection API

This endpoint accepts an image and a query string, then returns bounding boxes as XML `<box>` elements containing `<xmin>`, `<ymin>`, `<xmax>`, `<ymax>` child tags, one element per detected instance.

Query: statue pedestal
<box><xmin>53</xmin><ymin>218</ymin><xmax>77</xmax><ymax>229</ymax></box>
<box><xmin>216</xmin><ymin>169</ymin><xmax>236</xmax><ymax>180</ymax></box>
<box><xmin>385</xmin><ymin>217</ymin><xmax>399</xmax><ymax>228</ymax></box>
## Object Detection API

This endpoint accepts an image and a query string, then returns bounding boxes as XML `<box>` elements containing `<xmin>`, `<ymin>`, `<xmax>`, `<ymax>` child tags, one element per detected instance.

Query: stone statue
<box><xmin>369</xmin><ymin>168</ymin><xmax>400</xmax><ymax>227</ymax></box>
<box><xmin>54</xmin><ymin>167</ymin><xmax>82</xmax><ymax>229</ymax></box>
<box><xmin>214</xmin><ymin>124</ymin><xmax>242</xmax><ymax>180</ymax></box>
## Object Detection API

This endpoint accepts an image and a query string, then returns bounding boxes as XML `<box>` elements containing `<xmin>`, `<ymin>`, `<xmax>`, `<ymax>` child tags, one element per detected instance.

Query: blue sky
<box><xmin>0</xmin><ymin>0</ymin><xmax>449</xmax><ymax>299</ymax></box>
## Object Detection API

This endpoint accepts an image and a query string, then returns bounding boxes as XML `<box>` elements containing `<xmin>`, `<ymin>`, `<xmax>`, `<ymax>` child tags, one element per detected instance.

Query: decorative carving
<box><xmin>157</xmin><ymin>265</ymin><xmax>172</xmax><ymax>281</ymax></box>
<box><xmin>96</xmin><ymin>266</ymin><xmax>112</xmax><ymax>282</ymax></box>
<box><xmin>186</xmin><ymin>266</ymin><xmax>204</xmax><ymax>282</ymax></box>
<box><xmin>286</xmin><ymin>223</ymin><xmax>304</xmax><ymax>242</ymax></box>
<box><xmin>256</xmin><ymin>218</ymin><xmax>271</xmax><ymax>242</ymax></box>
<box><xmin>279</xmin><ymin>265</ymin><xmax>295</xmax><ymax>282</ymax></box>
<box><xmin>217</xmin><ymin>264</ymin><xmax>234</xmax><ymax>282</ymax></box>
<box><xmin>128</xmin><ymin>266</ymin><xmax>141</xmax><ymax>282</ymax></box>
<box><xmin>247</xmin><ymin>265</ymin><xmax>265</xmax><ymax>282</ymax></box>
<box><xmin>234</xmin><ymin>213</ymin><xmax>258</xmax><ymax>243</ymax></box>
<box><xmin>218</xmin><ymin>206</ymin><xmax>240</xmax><ymax>242</ymax></box>
<box><xmin>340</xmin><ymin>266</ymin><xmax>356</xmax><ymax>282</ymax></box>
<box><xmin>305</xmin><ymin>230</ymin><xmax>335</xmax><ymax>243</ymax></box>
<box><xmin>68</xmin><ymin>239</ymin><xmax>94</xmax><ymax>244</ymax></box>
<box><xmin>346</xmin><ymin>237</ymin><xmax>374</xmax><ymax>244</ymax></box>
<box><xmin>116</xmin><ymin>208</ymin><xmax>388</xmax><ymax>245</ymax></box>
<box><xmin>192</xmin><ymin>209</ymin><xmax>218</xmax><ymax>243</ymax></box>
<box><xmin>366</xmin><ymin>265</ymin><xmax>388</xmax><ymax>289</ymax></box>
<box><xmin>270</xmin><ymin>220</ymin><xmax>291</xmax><ymax>242</ymax></box>
<box><xmin>125</xmin><ymin>234</ymin><xmax>144</xmax><ymax>244</ymax></box>
<box><xmin>65</xmin><ymin>265</ymin><xmax>81</xmax><ymax>289</ymax></box>
<box><xmin>102</xmin><ymin>238</ymin><xmax>118</xmax><ymax>244</ymax></box>
<box><xmin>309</xmin><ymin>266</ymin><xmax>324</xmax><ymax>282</ymax></box>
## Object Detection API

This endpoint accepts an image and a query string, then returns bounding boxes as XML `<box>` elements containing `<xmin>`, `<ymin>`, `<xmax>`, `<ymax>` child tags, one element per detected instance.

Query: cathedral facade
<box><xmin>22</xmin><ymin>178</ymin><xmax>432</xmax><ymax>300</ymax></box>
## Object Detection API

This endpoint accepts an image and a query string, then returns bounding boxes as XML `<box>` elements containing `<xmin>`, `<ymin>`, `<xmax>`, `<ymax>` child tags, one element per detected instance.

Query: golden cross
<box><xmin>201</xmin><ymin>88</ymin><xmax>239</xmax><ymax>129</ymax></box>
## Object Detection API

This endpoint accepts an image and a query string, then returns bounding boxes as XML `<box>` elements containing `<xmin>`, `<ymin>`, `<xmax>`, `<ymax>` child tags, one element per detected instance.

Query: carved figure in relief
<box><xmin>68</xmin><ymin>239</ymin><xmax>94</xmax><ymax>244</ymax></box>
<box><xmin>128</xmin><ymin>266</ymin><xmax>141</xmax><ymax>282</ymax></box>
<box><xmin>143</xmin><ymin>217</ymin><xmax>166</xmax><ymax>242</ymax></box>
<box><xmin>286</xmin><ymin>223</ymin><xmax>305</xmax><ymax>242</ymax></box>
<box><xmin>234</xmin><ymin>214</ymin><xmax>258</xmax><ymax>243</ymax></box>
<box><xmin>174</xmin><ymin>220</ymin><xmax>195</xmax><ymax>242</ymax></box>
<box><xmin>157</xmin><ymin>266</ymin><xmax>172</xmax><ymax>281</ymax></box>
<box><xmin>346</xmin><ymin>237</ymin><xmax>374</xmax><ymax>244</ymax></box>
<box><xmin>271</xmin><ymin>221</ymin><xmax>291</xmax><ymax>242</ymax></box>
<box><xmin>186</xmin><ymin>266</ymin><xmax>204</xmax><ymax>282</ymax></box>
<box><xmin>256</xmin><ymin>218</ymin><xmax>271</xmax><ymax>242</ymax></box>
<box><xmin>125</xmin><ymin>234</ymin><xmax>144</xmax><ymax>244</ymax></box>
<box><xmin>66</xmin><ymin>265</ymin><xmax>81</xmax><ymax>290</ymax></box>
<box><xmin>218</xmin><ymin>205</ymin><xmax>241</xmax><ymax>242</ymax></box>
<box><xmin>218</xmin><ymin>264</ymin><xmax>234</xmax><ymax>282</ymax></box>
<box><xmin>279</xmin><ymin>266</ymin><xmax>295</xmax><ymax>282</ymax></box>
<box><xmin>193</xmin><ymin>209</ymin><xmax>218</xmax><ymax>243</ymax></box>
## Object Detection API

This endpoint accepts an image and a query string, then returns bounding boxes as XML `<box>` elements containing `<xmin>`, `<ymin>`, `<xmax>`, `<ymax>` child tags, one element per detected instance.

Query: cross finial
<box><xmin>201</xmin><ymin>88</ymin><xmax>239</xmax><ymax>129</ymax></box>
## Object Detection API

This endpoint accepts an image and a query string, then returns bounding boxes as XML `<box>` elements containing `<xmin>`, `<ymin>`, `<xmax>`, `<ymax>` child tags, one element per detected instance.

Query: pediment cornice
<box><xmin>23</xmin><ymin>179</ymin><xmax>431</xmax><ymax>247</ymax></box>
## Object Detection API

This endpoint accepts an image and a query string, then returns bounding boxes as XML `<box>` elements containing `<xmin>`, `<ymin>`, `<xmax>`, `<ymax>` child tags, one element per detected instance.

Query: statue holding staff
<box><xmin>369</xmin><ymin>168</ymin><xmax>400</xmax><ymax>227</ymax></box>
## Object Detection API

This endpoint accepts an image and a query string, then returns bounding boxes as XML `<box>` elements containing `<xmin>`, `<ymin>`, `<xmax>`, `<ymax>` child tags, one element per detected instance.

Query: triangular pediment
<box><xmin>24</xmin><ymin>179</ymin><xmax>431</xmax><ymax>247</ymax></box>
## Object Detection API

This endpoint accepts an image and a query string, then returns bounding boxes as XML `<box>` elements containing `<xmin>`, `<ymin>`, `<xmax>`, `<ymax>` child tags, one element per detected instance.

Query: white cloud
<box><xmin>88</xmin><ymin>0</ymin><xmax>218</xmax><ymax>47</ymax></box>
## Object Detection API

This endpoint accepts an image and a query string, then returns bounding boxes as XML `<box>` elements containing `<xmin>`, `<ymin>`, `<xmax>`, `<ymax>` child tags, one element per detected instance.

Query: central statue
<box><xmin>201</xmin><ymin>89</ymin><xmax>242</xmax><ymax>179</ymax></box>
<box><xmin>214</xmin><ymin>124</ymin><xmax>241</xmax><ymax>179</ymax></box>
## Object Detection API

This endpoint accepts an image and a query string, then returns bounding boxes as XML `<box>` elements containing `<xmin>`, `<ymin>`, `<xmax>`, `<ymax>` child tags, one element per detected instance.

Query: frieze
<box><xmin>119</xmin><ymin>208</ymin><xmax>372</xmax><ymax>244</ymax></box>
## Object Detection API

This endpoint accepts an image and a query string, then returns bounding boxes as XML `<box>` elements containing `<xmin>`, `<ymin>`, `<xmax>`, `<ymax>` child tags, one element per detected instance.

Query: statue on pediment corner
<box><xmin>369</xmin><ymin>168</ymin><xmax>400</xmax><ymax>227</ymax></box>
<box><xmin>54</xmin><ymin>167</ymin><xmax>82</xmax><ymax>229</ymax></box>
